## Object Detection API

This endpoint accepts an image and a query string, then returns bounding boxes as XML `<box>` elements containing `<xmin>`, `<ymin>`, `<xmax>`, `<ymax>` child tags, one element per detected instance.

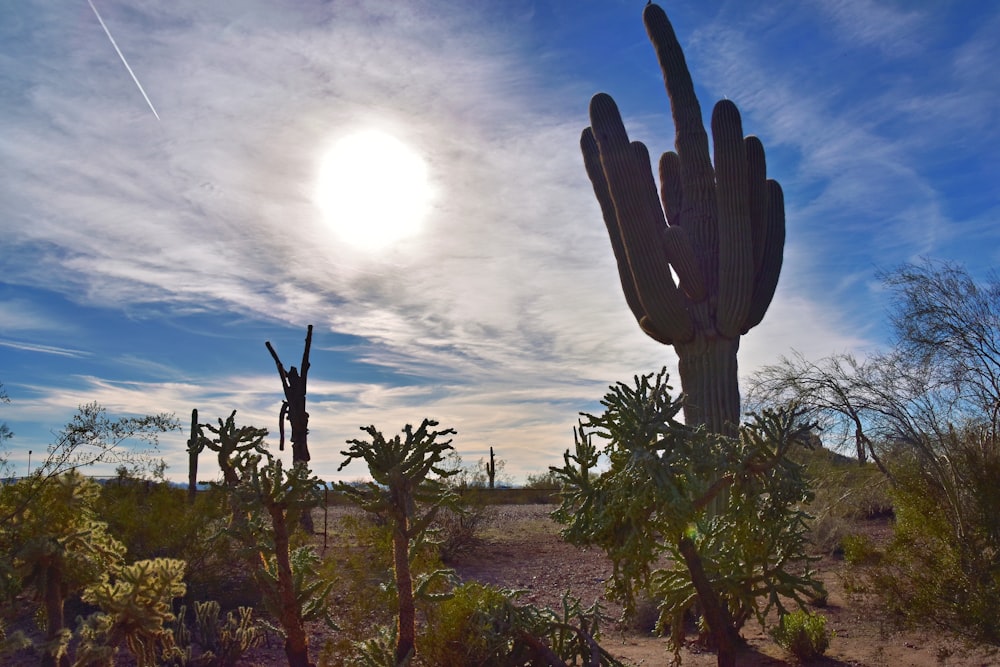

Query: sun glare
<box><xmin>314</xmin><ymin>129</ymin><xmax>431</xmax><ymax>250</ymax></box>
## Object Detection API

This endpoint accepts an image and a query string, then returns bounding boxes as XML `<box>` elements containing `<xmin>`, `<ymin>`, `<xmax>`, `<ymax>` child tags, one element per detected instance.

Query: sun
<box><xmin>314</xmin><ymin>129</ymin><xmax>432</xmax><ymax>250</ymax></box>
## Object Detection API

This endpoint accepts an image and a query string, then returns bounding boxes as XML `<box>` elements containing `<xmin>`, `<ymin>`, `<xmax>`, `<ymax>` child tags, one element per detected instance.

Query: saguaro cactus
<box><xmin>486</xmin><ymin>446</ymin><xmax>497</xmax><ymax>490</ymax></box>
<box><xmin>186</xmin><ymin>409</ymin><xmax>203</xmax><ymax>504</ymax></box>
<box><xmin>581</xmin><ymin>3</ymin><xmax>785</xmax><ymax>436</ymax></box>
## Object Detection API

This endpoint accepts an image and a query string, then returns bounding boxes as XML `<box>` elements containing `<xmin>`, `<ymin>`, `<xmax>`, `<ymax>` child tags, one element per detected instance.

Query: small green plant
<box><xmin>422</xmin><ymin>583</ymin><xmax>623</xmax><ymax>667</ymax></box>
<box><xmin>186</xmin><ymin>600</ymin><xmax>264</xmax><ymax>666</ymax></box>
<box><xmin>840</xmin><ymin>534</ymin><xmax>881</xmax><ymax>566</ymax></box>
<box><xmin>770</xmin><ymin>610</ymin><xmax>830</xmax><ymax>662</ymax></box>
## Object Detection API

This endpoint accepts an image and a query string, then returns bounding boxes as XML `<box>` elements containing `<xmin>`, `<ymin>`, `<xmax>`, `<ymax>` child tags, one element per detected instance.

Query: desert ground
<box><xmin>446</xmin><ymin>505</ymin><xmax>999</xmax><ymax>666</ymax></box>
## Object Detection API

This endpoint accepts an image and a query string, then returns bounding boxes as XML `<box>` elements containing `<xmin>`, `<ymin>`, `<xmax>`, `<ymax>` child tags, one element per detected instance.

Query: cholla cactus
<box><xmin>201</xmin><ymin>411</ymin><xmax>268</xmax><ymax>487</ymax></box>
<box><xmin>581</xmin><ymin>3</ymin><xmax>785</xmax><ymax>436</ymax></box>
<box><xmin>76</xmin><ymin>558</ymin><xmax>187</xmax><ymax>667</ymax></box>
<box><xmin>337</xmin><ymin>419</ymin><xmax>460</xmax><ymax>666</ymax></box>
<box><xmin>190</xmin><ymin>600</ymin><xmax>263</xmax><ymax>666</ymax></box>
<box><xmin>229</xmin><ymin>452</ymin><xmax>328</xmax><ymax>667</ymax></box>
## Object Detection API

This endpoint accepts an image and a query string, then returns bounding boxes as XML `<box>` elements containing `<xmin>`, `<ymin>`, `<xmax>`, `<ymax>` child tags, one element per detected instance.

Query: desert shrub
<box><xmin>871</xmin><ymin>443</ymin><xmax>1000</xmax><ymax>643</ymax></box>
<box><xmin>770</xmin><ymin>610</ymin><xmax>830</xmax><ymax>662</ymax></box>
<box><xmin>0</xmin><ymin>471</ymin><xmax>127</xmax><ymax>665</ymax></box>
<box><xmin>523</xmin><ymin>470</ymin><xmax>562</xmax><ymax>490</ymax></box>
<box><xmin>421</xmin><ymin>583</ymin><xmax>622</xmax><ymax>667</ymax></box>
<box><xmin>840</xmin><ymin>534</ymin><xmax>882</xmax><ymax>566</ymax></box>
<box><xmin>95</xmin><ymin>478</ymin><xmax>236</xmax><ymax>604</ymax></box>
<box><xmin>318</xmin><ymin>511</ymin><xmax>444</xmax><ymax>666</ymax></box>
<box><xmin>797</xmin><ymin>446</ymin><xmax>892</xmax><ymax>555</ymax></box>
<box><xmin>416</xmin><ymin>582</ymin><xmax>513</xmax><ymax>666</ymax></box>
<box><xmin>808</xmin><ymin>513</ymin><xmax>853</xmax><ymax>556</ymax></box>
<box><xmin>433</xmin><ymin>497</ymin><xmax>497</xmax><ymax>563</ymax></box>
<box><xmin>800</xmin><ymin>448</ymin><xmax>892</xmax><ymax>518</ymax></box>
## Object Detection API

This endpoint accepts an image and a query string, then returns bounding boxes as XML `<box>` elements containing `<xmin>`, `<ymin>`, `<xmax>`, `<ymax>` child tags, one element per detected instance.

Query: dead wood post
<box><xmin>266</xmin><ymin>324</ymin><xmax>315</xmax><ymax>532</ymax></box>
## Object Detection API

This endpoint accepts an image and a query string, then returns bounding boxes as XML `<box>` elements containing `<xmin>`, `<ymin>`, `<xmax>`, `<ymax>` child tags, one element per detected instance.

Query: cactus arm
<box><xmin>642</xmin><ymin>3</ymin><xmax>715</xmax><ymax>220</ymax></box>
<box><xmin>743</xmin><ymin>180</ymin><xmax>785</xmax><ymax>332</ymax></box>
<box><xmin>712</xmin><ymin>99</ymin><xmax>754</xmax><ymax>338</ymax></box>
<box><xmin>659</xmin><ymin>151</ymin><xmax>683</xmax><ymax>225</ymax></box>
<box><xmin>588</xmin><ymin>93</ymin><xmax>694</xmax><ymax>343</ymax></box>
<box><xmin>581</xmin><ymin>127</ymin><xmax>657</xmax><ymax>338</ymax></box>
<box><xmin>744</xmin><ymin>136</ymin><xmax>769</xmax><ymax>277</ymax></box>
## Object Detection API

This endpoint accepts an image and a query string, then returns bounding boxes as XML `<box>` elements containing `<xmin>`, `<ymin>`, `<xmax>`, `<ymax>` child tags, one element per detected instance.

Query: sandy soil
<box><xmin>447</xmin><ymin>505</ymin><xmax>999</xmax><ymax>667</ymax></box>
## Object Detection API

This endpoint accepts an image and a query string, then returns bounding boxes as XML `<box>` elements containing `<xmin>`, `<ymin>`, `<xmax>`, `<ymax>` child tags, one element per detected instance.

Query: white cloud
<box><xmin>807</xmin><ymin>0</ymin><xmax>926</xmax><ymax>56</ymax></box>
<box><xmin>7</xmin><ymin>2</ymin><xmax>991</xmax><ymax>483</ymax></box>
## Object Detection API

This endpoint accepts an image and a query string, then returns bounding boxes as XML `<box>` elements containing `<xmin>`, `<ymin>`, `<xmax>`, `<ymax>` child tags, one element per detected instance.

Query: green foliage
<box><xmin>337</xmin><ymin>419</ymin><xmax>461</xmax><ymax>665</ymax></box>
<box><xmin>552</xmin><ymin>369</ymin><xmax>824</xmax><ymax>661</ymax></box>
<box><xmin>223</xmin><ymin>446</ymin><xmax>329</xmax><ymax>667</ymax></box>
<box><xmin>186</xmin><ymin>600</ymin><xmax>263</xmax><ymax>666</ymax></box>
<box><xmin>345</xmin><ymin>625</ymin><xmax>401</xmax><ymax>667</ymax></box>
<box><xmin>8</xmin><ymin>471</ymin><xmax>127</xmax><ymax>594</ymax></box>
<box><xmin>523</xmin><ymin>470</ymin><xmax>562</xmax><ymax>490</ymax></box>
<box><xmin>871</xmin><ymin>439</ymin><xmax>1000</xmax><ymax>643</ymax></box>
<box><xmin>840</xmin><ymin>534</ymin><xmax>881</xmax><ymax>566</ymax></box>
<box><xmin>1</xmin><ymin>404</ymin><xmax>177</xmax><ymax>527</ymax></box>
<box><xmin>75</xmin><ymin>557</ymin><xmax>187</xmax><ymax>667</ymax></box>
<box><xmin>421</xmin><ymin>582</ymin><xmax>623</xmax><ymax>667</ymax></box>
<box><xmin>0</xmin><ymin>618</ymin><xmax>32</xmax><ymax>658</ymax></box>
<box><xmin>429</xmin><ymin>452</ymin><xmax>499</xmax><ymax>562</ymax></box>
<box><xmin>0</xmin><ymin>470</ymin><xmax>127</xmax><ymax>666</ymax></box>
<box><xmin>96</xmin><ymin>476</ymin><xmax>227</xmax><ymax>566</ymax></box>
<box><xmin>795</xmin><ymin>447</ymin><xmax>893</xmax><ymax>555</ymax></box>
<box><xmin>769</xmin><ymin>610</ymin><xmax>830</xmax><ymax>662</ymax></box>
<box><xmin>317</xmin><ymin>513</ymin><xmax>398</xmax><ymax>664</ymax></box>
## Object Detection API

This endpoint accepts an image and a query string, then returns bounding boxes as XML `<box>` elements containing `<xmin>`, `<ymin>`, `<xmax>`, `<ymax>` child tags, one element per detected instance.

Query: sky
<box><xmin>2</xmin><ymin>0</ymin><xmax>999</xmax><ymax>484</ymax></box>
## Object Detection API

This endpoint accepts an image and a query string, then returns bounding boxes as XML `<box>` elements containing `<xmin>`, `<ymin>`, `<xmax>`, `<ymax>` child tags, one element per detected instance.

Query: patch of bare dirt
<box><xmin>447</xmin><ymin>505</ymin><xmax>999</xmax><ymax>667</ymax></box>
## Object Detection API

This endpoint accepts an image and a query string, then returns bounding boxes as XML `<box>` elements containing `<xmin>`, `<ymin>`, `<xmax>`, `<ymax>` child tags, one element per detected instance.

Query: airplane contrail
<box><xmin>87</xmin><ymin>0</ymin><xmax>160</xmax><ymax>120</ymax></box>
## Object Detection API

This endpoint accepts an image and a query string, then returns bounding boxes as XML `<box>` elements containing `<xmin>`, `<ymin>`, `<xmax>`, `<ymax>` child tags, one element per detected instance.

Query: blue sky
<box><xmin>2</xmin><ymin>1</ymin><xmax>998</xmax><ymax>483</ymax></box>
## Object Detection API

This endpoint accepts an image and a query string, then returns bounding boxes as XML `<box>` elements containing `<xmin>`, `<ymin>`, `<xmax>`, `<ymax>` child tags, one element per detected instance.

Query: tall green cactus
<box><xmin>486</xmin><ymin>446</ymin><xmax>497</xmax><ymax>490</ymax></box>
<box><xmin>186</xmin><ymin>409</ymin><xmax>203</xmax><ymax>504</ymax></box>
<box><xmin>582</xmin><ymin>3</ymin><xmax>785</xmax><ymax>436</ymax></box>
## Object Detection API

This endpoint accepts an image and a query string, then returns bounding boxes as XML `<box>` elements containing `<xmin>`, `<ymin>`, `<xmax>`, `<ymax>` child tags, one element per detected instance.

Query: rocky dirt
<box><xmin>447</xmin><ymin>505</ymin><xmax>999</xmax><ymax>667</ymax></box>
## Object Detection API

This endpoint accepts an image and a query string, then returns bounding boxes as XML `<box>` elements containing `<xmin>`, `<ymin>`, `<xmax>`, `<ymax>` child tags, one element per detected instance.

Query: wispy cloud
<box><xmin>806</xmin><ymin>0</ymin><xmax>925</xmax><ymax>57</ymax></box>
<box><xmin>4</xmin><ymin>2</ymin><xmax>992</xmax><ymax>480</ymax></box>
<box><xmin>0</xmin><ymin>339</ymin><xmax>90</xmax><ymax>358</ymax></box>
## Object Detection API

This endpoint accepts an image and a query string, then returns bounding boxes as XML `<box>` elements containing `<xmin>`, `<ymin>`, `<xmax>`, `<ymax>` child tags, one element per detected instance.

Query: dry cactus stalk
<box><xmin>581</xmin><ymin>3</ymin><xmax>785</xmax><ymax>436</ymax></box>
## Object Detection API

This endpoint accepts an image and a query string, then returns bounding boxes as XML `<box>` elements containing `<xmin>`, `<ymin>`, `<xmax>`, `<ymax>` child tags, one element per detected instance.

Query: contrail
<box><xmin>87</xmin><ymin>0</ymin><xmax>160</xmax><ymax>120</ymax></box>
